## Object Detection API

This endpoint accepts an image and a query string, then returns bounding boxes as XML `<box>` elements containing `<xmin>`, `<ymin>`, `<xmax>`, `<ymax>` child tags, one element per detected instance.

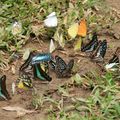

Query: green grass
<box><xmin>0</xmin><ymin>0</ymin><xmax>117</xmax><ymax>52</ymax></box>
<box><xmin>31</xmin><ymin>71</ymin><xmax>120</xmax><ymax>120</ymax></box>
<box><xmin>0</xmin><ymin>1</ymin><xmax>120</xmax><ymax>119</ymax></box>
<box><xmin>1</xmin><ymin>0</ymin><xmax>118</xmax><ymax>70</ymax></box>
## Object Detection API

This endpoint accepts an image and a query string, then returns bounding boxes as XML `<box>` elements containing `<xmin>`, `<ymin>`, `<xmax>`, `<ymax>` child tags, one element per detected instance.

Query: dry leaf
<box><xmin>2</xmin><ymin>106</ymin><xmax>36</xmax><ymax>117</ymax></box>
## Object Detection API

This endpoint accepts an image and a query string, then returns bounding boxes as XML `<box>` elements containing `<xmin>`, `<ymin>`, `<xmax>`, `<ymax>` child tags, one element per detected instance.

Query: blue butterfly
<box><xmin>19</xmin><ymin>52</ymin><xmax>52</xmax><ymax>82</ymax></box>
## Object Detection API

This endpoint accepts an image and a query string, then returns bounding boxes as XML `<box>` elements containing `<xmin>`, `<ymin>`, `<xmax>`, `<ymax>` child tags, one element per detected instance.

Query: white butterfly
<box><xmin>12</xmin><ymin>82</ymin><xmax>16</xmax><ymax>95</ymax></box>
<box><xmin>44</xmin><ymin>12</ymin><xmax>58</xmax><ymax>27</ymax></box>
<box><xmin>12</xmin><ymin>21</ymin><xmax>22</xmax><ymax>35</ymax></box>
<box><xmin>105</xmin><ymin>63</ymin><xmax>119</xmax><ymax>71</ymax></box>
<box><xmin>49</xmin><ymin>39</ymin><xmax>56</xmax><ymax>53</ymax></box>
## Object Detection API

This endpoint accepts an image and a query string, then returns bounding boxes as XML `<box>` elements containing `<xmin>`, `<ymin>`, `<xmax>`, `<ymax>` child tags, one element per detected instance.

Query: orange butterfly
<box><xmin>77</xmin><ymin>19</ymin><xmax>87</xmax><ymax>37</ymax></box>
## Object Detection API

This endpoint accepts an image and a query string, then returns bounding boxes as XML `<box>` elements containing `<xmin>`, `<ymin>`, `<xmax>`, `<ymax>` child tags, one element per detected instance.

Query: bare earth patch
<box><xmin>0</xmin><ymin>0</ymin><xmax>120</xmax><ymax>120</ymax></box>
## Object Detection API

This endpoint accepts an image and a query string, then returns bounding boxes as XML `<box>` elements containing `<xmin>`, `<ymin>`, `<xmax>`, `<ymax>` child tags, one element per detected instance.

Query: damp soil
<box><xmin>0</xmin><ymin>1</ymin><xmax>120</xmax><ymax>120</ymax></box>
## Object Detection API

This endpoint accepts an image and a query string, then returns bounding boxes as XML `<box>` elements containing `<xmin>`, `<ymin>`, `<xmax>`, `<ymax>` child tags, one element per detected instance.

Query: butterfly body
<box><xmin>0</xmin><ymin>75</ymin><xmax>11</xmax><ymax>100</ymax></box>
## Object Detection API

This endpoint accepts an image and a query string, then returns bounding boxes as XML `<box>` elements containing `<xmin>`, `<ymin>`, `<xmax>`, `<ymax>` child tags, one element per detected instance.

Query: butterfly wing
<box><xmin>19</xmin><ymin>52</ymin><xmax>33</xmax><ymax>72</ymax></box>
<box><xmin>67</xmin><ymin>59</ymin><xmax>74</xmax><ymax>71</ymax></box>
<box><xmin>81</xmin><ymin>32</ymin><xmax>98</xmax><ymax>52</ymax></box>
<box><xmin>55</xmin><ymin>56</ymin><xmax>67</xmax><ymax>78</ymax></box>
<box><xmin>61</xmin><ymin>59</ymin><xmax>74</xmax><ymax>77</ymax></box>
<box><xmin>91</xmin><ymin>40</ymin><xmax>107</xmax><ymax>62</ymax></box>
<box><xmin>109</xmin><ymin>55</ymin><xmax>119</xmax><ymax>64</ymax></box>
<box><xmin>49</xmin><ymin>60</ymin><xmax>56</xmax><ymax>70</ymax></box>
<box><xmin>1</xmin><ymin>75</ymin><xmax>11</xmax><ymax>100</ymax></box>
<box><xmin>99</xmin><ymin>40</ymin><xmax>107</xmax><ymax>58</ymax></box>
<box><xmin>44</xmin><ymin>15</ymin><xmax>58</xmax><ymax>27</ymax></box>
<box><xmin>32</xmin><ymin>53</ymin><xmax>51</xmax><ymax>65</ymax></box>
<box><xmin>21</xmin><ymin>74</ymin><xmax>33</xmax><ymax>88</ymax></box>
<box><xmin>78</xmin><ymin>19</ymin><xmax>87</xmax><ymax>37</ymax></box>
<box><xmin>68</xmin><ymin>23</ymin><xmax>78</xmax><ymax>39</ymax></box>
<box><xmin>33</xmin><ymin>64</ymin><xmax>52</xmax><ymax>81</ymax></box>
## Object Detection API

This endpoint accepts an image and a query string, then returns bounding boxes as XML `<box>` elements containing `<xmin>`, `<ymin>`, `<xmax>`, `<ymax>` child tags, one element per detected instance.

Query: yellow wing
<box><xmin>68</xmin><ymin>23</ymin><xmax>78</xmax><ymax>39</ymax></box>
<box><xmin>17</xmin><ymin>81</ymin><xmax>28</xmax><ymax>90</ymax></box>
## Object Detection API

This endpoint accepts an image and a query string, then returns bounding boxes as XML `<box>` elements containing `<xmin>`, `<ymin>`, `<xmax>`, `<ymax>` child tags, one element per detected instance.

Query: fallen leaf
<box><xmin>2</xmin><ymin>106</ymin><xmax>36</xmax><ymax>117</ymax></box>
<box><xmin>49</xmin><ymin>39</ymin><xmax>56</xmax><ymax>53</ymax></box>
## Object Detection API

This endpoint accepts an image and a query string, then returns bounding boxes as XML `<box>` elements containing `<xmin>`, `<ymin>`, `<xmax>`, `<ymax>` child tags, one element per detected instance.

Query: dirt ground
<box><xmin>0</xmin><ymin>0</ymin><xmax>120</xmax><ymax>120</ymax></box>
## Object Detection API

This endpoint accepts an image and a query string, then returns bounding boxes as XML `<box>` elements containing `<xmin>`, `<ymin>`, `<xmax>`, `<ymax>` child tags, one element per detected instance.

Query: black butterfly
<box><xmin>109</xmin><ymin>47</ymin><xmax>120</xmax><ymax>64</ymax></box>
<box><xmin>81</xmin><ymin>32</ymin><xmax>99</xmax><ymax>52</ymax></box>
<box><xmin>0</xmin><ymin>75</ymin><xmax>11</xmax><ymax>100</ymax></box>
<box><xmin>91</xmin><ymin>40</ymin><xmax>107</xmax><ymax>62</ymax></box>
<box><xmin>33</xmin><ymin>63</ymin><xmax>52</xmax><ymax>82</ymax></box>
<box><xmin>50</xmin><ymin>56</ymin><xmax>74</xmax><ymax>78</ymax></box>
<box><xmin>19</xmin><ymin>52</ymin><xmax>34</xmax><ymax>72</ymax></box>
<box><xmin>17</xmin><ymin>73</ymin><xmax>33</xmax><ymax>88</ymax></box>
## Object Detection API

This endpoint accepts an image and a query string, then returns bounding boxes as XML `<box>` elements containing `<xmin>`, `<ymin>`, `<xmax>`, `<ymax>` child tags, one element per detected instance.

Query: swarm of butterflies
<box><xmin>0</xmin><ymin>12</ymin><xmax>120</xmax><ymax>100</ymax></box>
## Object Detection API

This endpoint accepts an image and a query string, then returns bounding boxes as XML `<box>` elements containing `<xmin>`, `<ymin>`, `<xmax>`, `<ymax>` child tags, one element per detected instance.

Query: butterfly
<box><xmin>81</xmin><ymin>32</ymin><xmax>99</xmax><ymax>52</ymax></box>
<box><xmin>0</xmin><ymin>75</ymin><xmax>11</xmax><ymax>100</ymax></box>
<box><xmin>77</xmin><ymin>19</ymin><xmax>87</xmax><ymax>37</ymax></box>
<box><xmin>49</xmin><ymin>39</ymin><xmax>56</xmax><ymax>53</ymax></box>
<box><xmin>19</xmin><ymin>52</ymin><xmax>34</xmax><ymax>72</ymax></box>
<box><xmin>91</xmin><ymin>40</ymin><xmax>107</xmax><ymax>62</ymax></box>
<box><xmin>33</xmin><ymin>63</ymin><xmax>52</xmax><ymax>81</ymax></box>
<box><xmin>44</xmin><ymin>12</ymin><xmax>58</xmax><ymax>27</ymax></box>
<box><xmin>105</xmin><ymin>47</ymin><xmax>120</xmax><ymax>71</ymax></box>
<box><xmin>12</xmin><ymin>21</ymin><xmax>22</xmax><ymax>35</ymax></box>
<box><xmin>68</xmin><ymin>23</ymin><xmax>79</xmax><ymax>39</ymax></box>
<box><xmin>17</xmin><ymin>73</ymin><xmax>33</xmax><ymax>90</ymax></box>
<box><xmin>109</xmin><ymin>47</ymin><xmax>120</xmax><ymax>64</ymax></box>
<box><xmin>50</xmin><ymin>56</ymin><xmax>74</xmax><ymax>78</ymax></box>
